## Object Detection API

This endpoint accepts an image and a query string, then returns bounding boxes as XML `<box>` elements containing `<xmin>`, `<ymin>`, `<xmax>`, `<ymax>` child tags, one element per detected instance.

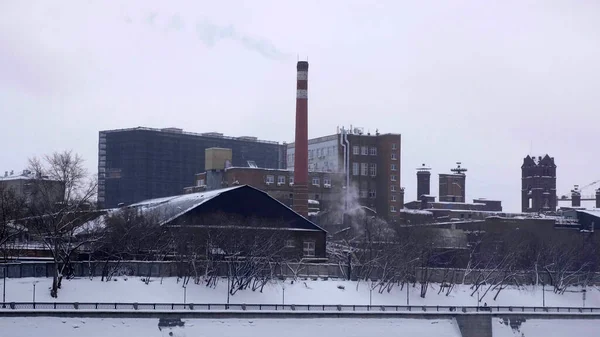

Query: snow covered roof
<box><xmin>128</xmin><ymin>185</ymin><xmax>244</xmax><ymax>226</ymax></box>
<box><xmin>400</xmin><ymin>209</ymin><xmax>433</xmax><ymax>215</ymax></box>
<box><xmin>120</xmin><ymin>185</ymin><xmax>326</xmax><ymax>232</ymax></box>
<box><xmin>577</xmin><ymin>209</ymin><xmax>600</xmax><ymax>218</ymax></box>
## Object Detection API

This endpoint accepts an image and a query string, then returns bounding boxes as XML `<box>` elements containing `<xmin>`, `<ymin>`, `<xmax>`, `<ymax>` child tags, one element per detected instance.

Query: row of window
<box><xmin>353</xmin><ymin>146</ymin><xmax>377</xmax><ymax>156</ymax></box>
<box><xmin>265</xmin><ymin>175</ymin><xmax>332</xmax><ymax>186</ymax></box>
<box><xmin>352</xmin><ymin>163</ymin><xmax>377</xmax><ymax>176</ymax></box>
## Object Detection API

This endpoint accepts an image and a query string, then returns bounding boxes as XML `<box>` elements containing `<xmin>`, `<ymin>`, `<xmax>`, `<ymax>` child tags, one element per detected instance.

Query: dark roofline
<box><xmin>239</xmin><ymin>185</ymin><xmax>327</xmax><ymax>233</ymax></box>
<box><xmin>153</xmin><ymin>184</ymin><xmax>327</xmax><ymax>233</ymax></box>
<box><xmin>99</xmin><ymin>127</ymin><xmax>280</xmax><ymax>145</ymax></box>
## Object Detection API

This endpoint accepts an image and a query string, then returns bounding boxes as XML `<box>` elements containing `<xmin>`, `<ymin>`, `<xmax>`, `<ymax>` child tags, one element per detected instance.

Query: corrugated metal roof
<box><xmin>128</xmin><ymin>185</ymin><xmax>244</xmax><ymax>226</ymax></box>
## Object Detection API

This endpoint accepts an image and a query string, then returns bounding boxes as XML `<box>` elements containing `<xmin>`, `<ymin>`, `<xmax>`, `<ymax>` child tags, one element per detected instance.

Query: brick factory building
<box><xmin>521</xmin><ymin>154</ymin><xmax>557</xmax><ymax>213</ymax></box>
<box><xmin>287</xmin><ymin>127</ymin><xmax>403</xmax><ymax>222</ymax></box>
<box><xmin>98</xmin><ymin>127</ymin><xmax>286</xmax><ymax>208</ymax></box>
<box><xmin>185</xmin><ymin>148</ymin><xmax>345</xmax><ymax>214</ymax></box>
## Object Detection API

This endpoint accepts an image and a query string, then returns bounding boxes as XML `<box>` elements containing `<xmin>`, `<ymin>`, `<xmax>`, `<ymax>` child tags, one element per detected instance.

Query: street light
<box><xmin>282</xmin><ymin>283</ymin><xmax>286</xmax><ymax>305</ymax></box>
<box><xmin>2</xmin><ymin>267</ymin><xmax>6</xmax><ymax>308</ymax></box>
<box><xmin>183</xmin><ymin>285</ymin><xmax>187</xmax><ymax>304</ymax></box>
<box><xmin>33</xmin><ymin>281</ymin><xmax>39</xmax><ymax>305</ymax></box>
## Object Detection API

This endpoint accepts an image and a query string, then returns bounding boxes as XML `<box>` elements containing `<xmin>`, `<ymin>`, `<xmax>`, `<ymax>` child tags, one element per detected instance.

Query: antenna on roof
<box><xmin>451</xmin><ymin>162</ymin><xmax>467</xmax><ymax>175</ymax></box>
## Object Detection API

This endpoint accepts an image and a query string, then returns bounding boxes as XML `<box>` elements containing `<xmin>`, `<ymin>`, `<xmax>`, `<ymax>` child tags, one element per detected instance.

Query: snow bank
<box><xmin>0</xmin><ymin>317</ymin><xmax>461</xmax><ymax>337</ymax></box>
<box><xmin>3</xmin><ymin>277</ymin><xmax>600</xmax><ymax>307</ymax></box>
<box><xmin>493</xmin><ymin>318</ymin><xmax>600</xmax><ymax>337</ymax></box>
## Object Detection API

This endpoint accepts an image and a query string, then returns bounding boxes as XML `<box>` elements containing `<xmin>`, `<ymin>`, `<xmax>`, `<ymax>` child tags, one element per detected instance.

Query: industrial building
<box><xmin>521</xmin><ymin>154</ymin><xmax>557</xmax><ymax>213</ymax></box>
<box><xmin>97</xmin><ymin>127</ymin><xmax>287</xmax><ymax>208</ymax></box>
<box><xmin>287</xmin><ymin>127</ymin><xmax>403</xmax><ymax>222</ymax></box>
<box><xmin>184</xmin><ymin>148</ymin><xmax>346</xmax><ymax>214</ymax></box>
<box><xmin>403</xmin><ymin>162</ymin><xmax>503</xmax><ymax>224</ymax></box>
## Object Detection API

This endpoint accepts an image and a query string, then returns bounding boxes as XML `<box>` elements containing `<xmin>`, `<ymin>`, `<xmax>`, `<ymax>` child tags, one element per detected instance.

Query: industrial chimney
<box><xmin>416</xmin><ymin>164</ymin><xmax>431</xmax><ymax>200</ymax></box>
<box><xmin>571</xmin><ymin>185</ymin><xmax>581</xmax><ymax>208</ymax></box>
<box><xmin>596</xmin><ymin>188</ymin><xmax>600</xmax><ymax>209</ymax></box>
<box><xmin>293</xmin><ymin>61</ymin><xmax>309</xmax><ymax>217</ymax></box>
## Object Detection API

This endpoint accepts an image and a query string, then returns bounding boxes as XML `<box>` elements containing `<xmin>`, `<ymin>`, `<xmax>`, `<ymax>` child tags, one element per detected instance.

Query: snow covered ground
<box><xmin>2</xmin><ymin>276</ymin><xmax>600</xmax><ymax>307</ymax></box>
<box><xmin>0</xmin><ymin>317</ymin><xmax>461</xmax><ymax>337</ymax></box>
<box><xmin>493</xmin><ymin>318</ymin><xmax>600</xmax><ymax>337</ymax></box>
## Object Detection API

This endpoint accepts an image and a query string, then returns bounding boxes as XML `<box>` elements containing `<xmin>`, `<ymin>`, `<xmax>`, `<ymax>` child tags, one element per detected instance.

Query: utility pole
<box><xmin>406</xmin><ymin>284</ymin><xmax>409</xmax><ymax>306</ymax></box>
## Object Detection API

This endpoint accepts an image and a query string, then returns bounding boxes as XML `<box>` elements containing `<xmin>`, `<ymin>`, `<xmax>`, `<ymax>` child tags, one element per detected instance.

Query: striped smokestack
<box><xmin>293</xmin><ymin>61</ymin><xmax>309</xmax><ymax>217</ymax></box>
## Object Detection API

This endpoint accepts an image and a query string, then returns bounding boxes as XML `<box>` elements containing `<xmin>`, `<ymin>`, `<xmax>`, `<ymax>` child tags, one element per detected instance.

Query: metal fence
<box><xmin>1</xmin><ymin>302</ymin><xmax>599</xmax><ymax>313</ymax></box>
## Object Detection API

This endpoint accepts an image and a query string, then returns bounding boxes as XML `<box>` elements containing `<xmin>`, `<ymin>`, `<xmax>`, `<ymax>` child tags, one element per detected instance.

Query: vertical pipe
<box><xmin>344</xmin><ymin>131</ymin><xmax>350</xmax><ymax>209</ymax></box>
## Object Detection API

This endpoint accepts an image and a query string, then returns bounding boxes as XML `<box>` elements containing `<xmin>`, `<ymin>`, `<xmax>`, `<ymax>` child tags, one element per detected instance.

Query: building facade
<box><xmin>187</xmin><ymin>167</ymin><xmax>346</xmax><ymax>214</ymax></box>
<box><xmin>286</xmin><ymin>128</ymin><xmax>403</xmax><ymax>221</ymax></box>
<box><xmin>98</xmin><ymin>127</ymin><xmax>287</xmax><ymax>208</ymax></box>
<box><xmin>0</xmin><ymin>170</ymin><xmax>64</xmax><ymax>206</ymax></box>
<box><xmin>521</xmin><ymin>154</ymin><xmax>557</xmax><ymax>213</ymax></box>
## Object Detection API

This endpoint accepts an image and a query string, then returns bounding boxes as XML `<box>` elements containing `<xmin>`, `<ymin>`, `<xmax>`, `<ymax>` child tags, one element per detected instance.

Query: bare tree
<box><xmin>0</xmin><ymin>185</ymin><xmax>26</xmax><ymax>260</ymax></box>
<box><xmin>174</xmin><ymin>212</ymin><xmax>291</xmax><ymax>296</ymax></box>
<box><xmin>25</xmin><ymin>150</ymin><xmax>98</xmax><ymax>298</ymax></box>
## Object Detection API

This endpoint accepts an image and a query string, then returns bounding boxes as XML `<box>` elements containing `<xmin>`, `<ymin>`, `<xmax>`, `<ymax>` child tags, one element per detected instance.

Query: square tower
<box><xmin>521</xmin><ymin>155</ymin><xmax>557</xmax><ymax>213</ymax></box>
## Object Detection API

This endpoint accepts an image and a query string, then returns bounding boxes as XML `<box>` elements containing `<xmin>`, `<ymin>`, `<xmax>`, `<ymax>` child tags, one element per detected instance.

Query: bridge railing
<box><xmin>1</xmin><ymin>302</ymin><xmax>599</xmax><ymax>313</ymax></box>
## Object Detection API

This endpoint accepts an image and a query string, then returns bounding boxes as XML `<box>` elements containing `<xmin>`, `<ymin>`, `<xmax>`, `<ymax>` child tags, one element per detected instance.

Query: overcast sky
<box><xmin>1</xmin><ymin>0</ymin><xmax>599</xmax><ymax>211</ymax></box>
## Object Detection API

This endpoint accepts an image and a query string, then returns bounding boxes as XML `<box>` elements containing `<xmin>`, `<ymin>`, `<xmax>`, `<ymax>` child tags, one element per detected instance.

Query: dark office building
<box><xmin>98</xmin><ymin>127</ymin><xmax>286</xmax><ymax>208</ymax></box>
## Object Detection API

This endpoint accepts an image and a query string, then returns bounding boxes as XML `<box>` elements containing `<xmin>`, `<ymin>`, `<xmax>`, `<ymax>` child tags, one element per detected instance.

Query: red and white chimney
<box><xmin>293</xmin><ymin>61</ymin><xmax>309</xmax><ymax>217</ymax></box>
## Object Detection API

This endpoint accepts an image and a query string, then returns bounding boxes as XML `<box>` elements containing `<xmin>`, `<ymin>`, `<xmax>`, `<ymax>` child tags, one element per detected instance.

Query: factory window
<box><xmin>361</xmin><ymin>146</ymin><xmax>368</xmax><ymax>155</ymax></box>
<box><xmin>197</xmin><ymin>179</ymin><xmax>205</xmax><ymax>186</ymax></box>
<box><xmin>361</xmin><ymin>163</ymin><xmax>369</xmax><ymax>176</ymax></box>
<box><xmin>391</xmin><ymin>164</ymin><xmax>397</xmax><ymax>171</ymax></box>
<box><xmin>369</xmin><ymin>147</ymin><xmax>377</xmax><ymax>156</ymax></box>
<box><xmin>390</xmin><ymin>175</ymin><xmax>397</xmax><ymax>181</ymax></box>
<box><xmin>353</xmin><ymin>146</ymin><xmax>360</xmax><ymax>155</ymax></box>
<box><xmin>285</xmin><ymin>240</ymin><xmax>296</xmax><ymax>248</ymax></box>
<box><xmin>289</xmin><ymin>176</ymin><xmax>294</xmax><ymax>184</ymax></box>
<box><xmin>391</xmin><ymin>194</ymin><xmax>397</xmax><ymax>202</ymax></box>
<box><xmin>392</xmin><ymin>143</ymin><xmax>397</xmax><ymax>150</ymax></box>
<box><xmin>391</xmin><ymin>152</ymin><xmax>397</xmax><ymax>160</ymax></box>
<box><xmin>390</xmin><ymin>205</ymin><xmax>397</xmax><ymax>213</ymax></box>
<box><xmin>278</xmin><ymin>176</ymin><xmax>286</xmax><ymax>184</ymax></box>
<box><xmin>315</xmin><ymin>194</ymin><xmax>320</xmax><ymax>200</ymax></box>
<box><xmin>327</xmin><ymin>147</ymin><xmax>331</xmax><ymax>155</ymax></box>
<box><xmin>323</xmin><ymin>177</ymin><xmax>331</xmax><ymax>185</ymax></box>
<box><xmin>360</xmin><ymin>190</ymin><xmax>368</xmax><ymax>198</ymax></box>
<box><xmin>312</xmin><ymin>177</ymin><xmax>320</xmax><ymax>186</ymax></box>
<box><xmin>391</xmin><ymin>185</ymin><xmax>396</xmax><ymax>192</ymax></box>
<box><xmin>303</xmin><ymin>241</ymin><xmax>316</xmax><ymax>257</ymax></box>
<box><xmin>369</xmin><ymin>163</ymin><xmax>377</xmax><ymax>177</ymax></box>
<box><xmin>369</xmin><ymin>190</ymin><xmax>376</xmax><ymax>198</ymax></box>
<box><xmin>266</xmin><ymin>175</ymin><xmax>275</xmax><ymax>184</ymax></box>
<box><xmin>289</xmin><ymin>193</ymin><xmax>293</xmax><ymax>199</ymax></box>
<box><xmin>352</xmin><ymin>162</ymin><xmax>359</xmax><ymax>176</ymax></box>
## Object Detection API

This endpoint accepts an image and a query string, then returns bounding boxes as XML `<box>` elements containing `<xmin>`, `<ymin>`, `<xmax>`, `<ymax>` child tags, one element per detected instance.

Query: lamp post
<box><xmin>406</xmin><ymin>283</ymin><xmax>410</xmax><ymax>306</ymax></box>
<box><xmin>33</xmin><ymin>281</ymin><xmax>39</xmax><ymax>304</ymax></box>
<box><xmin>183</xmin><ymin>285</ymin><xmax>187</xmax><ymax>304</ymax></box>
<box><xmin>282</xmin><ymin>283</ymin><xmax>286</xmax><ymax>305</ymax></box>
<box><xmin>2</xmin><ymin>267</ymin><xmax>6</xmax><ymax>308</ymax></box>
<box><xmin>542</xmin><ymin>283</ymin><xmax>545</xmax><ymax>307</ymax></box>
